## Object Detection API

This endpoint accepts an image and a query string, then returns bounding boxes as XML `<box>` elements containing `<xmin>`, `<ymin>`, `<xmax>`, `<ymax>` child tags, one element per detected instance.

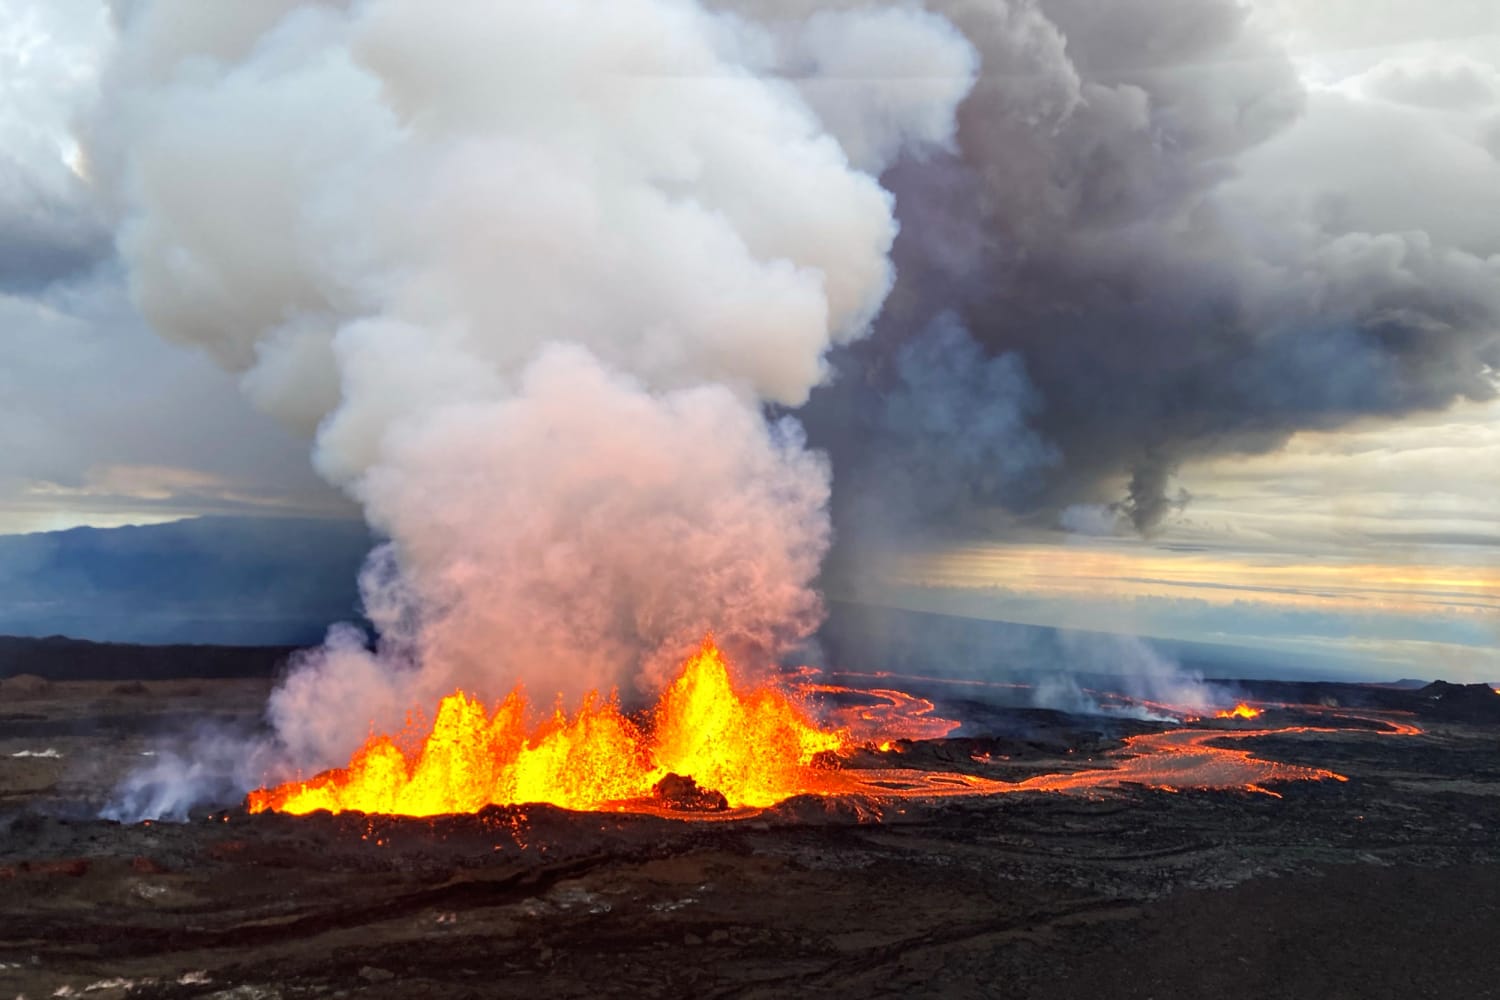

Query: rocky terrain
<box><xmin>1</xmin><ymin>675</ymin><xmax>1498</xmax><ymax>999</ymax></box>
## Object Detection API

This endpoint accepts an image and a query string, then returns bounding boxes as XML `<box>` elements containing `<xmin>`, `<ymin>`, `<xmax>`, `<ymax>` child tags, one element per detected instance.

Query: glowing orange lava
<box><xmin>1003</xmin><ymin>727</ymin><xmax>1346</xmax><ymax>798</ymax></box>
<box><xmin>247</xmin><ymin>639</ymin><xmax>846</xmax><ymax>817</ymax></box>
<box><xmin>787</xmin><ymin>668</ymin><xmax>960</xmax><ymax>743</ymax></box>
<box><xmin>249</xmin><ymin>644</ymin><xmax>1423</xmax><ymax>820</ymax></box>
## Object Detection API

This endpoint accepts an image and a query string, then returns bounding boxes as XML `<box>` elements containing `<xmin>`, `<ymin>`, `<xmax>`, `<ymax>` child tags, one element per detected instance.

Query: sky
<box><xmin>0</xmin><ymin>0</ymin><xmax>352</xmax><ymax>533</ymax></box>
<box><xmin>840</xmin><ymin>397</ymin><xmax>1500</xmax><ymax>680</ymax></box>
<box><xmin>0</xmin><ymin>0</ymin><xmax>1495</xmax><ymax>683</ymax></box>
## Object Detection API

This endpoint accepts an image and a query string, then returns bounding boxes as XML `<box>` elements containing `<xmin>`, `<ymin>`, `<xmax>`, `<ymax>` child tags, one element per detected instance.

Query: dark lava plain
<box><xmin>2</xmin><ymin>675</ymin><xmax>1499</xmax><ymax>999</ymax></box>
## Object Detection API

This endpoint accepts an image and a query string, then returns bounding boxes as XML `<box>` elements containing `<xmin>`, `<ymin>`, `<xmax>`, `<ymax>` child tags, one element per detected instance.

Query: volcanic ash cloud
<box><xmin>91</xmin><ymin>0</ymin><xmax>977</xmax><ymax>780</ymax></box>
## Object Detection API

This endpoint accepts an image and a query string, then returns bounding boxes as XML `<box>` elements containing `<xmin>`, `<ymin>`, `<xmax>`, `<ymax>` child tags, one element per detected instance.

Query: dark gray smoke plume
<box><xmin>784</xmin><ymin>0</ymin><xmax>1500</xmax><ymax>542</ymax></box>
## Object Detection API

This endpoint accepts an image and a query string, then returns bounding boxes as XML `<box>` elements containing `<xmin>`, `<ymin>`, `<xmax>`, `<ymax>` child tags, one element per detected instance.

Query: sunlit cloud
<box><xmin>838</xmin><ymin>395</ymin><xmax>1500</xmax><ymax>682</ymax></box>
<box><xmin>882</xmin><ymin>543</ymin><xmax>1500</xmax><ymax>618</ymax></box>
<box><xmin>0</xmin><ymin>463</ymin><xmax>355</xmax><ymax>535</ymax></box>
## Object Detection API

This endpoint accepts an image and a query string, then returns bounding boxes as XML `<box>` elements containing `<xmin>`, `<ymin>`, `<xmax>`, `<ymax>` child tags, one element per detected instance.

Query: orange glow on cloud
<box><xmin>880</xmin><ymin>544</ymin><xmax>1500</xmax><ymax>618</ymax></box>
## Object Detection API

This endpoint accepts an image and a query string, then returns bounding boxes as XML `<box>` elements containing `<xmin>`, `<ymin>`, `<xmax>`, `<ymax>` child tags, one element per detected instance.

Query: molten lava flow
<box><xmin>249</xmin><ymin>648</ymin><xmax>1419</xmax><ymax>821</ymax></box>
<box><xmin>788</xmin><ymin>671</ymin><xmax>961</xmax><ymax>744</ymax></box>
<box><xmin>1005</xmin><ymin>727</ymin><xmax>1347</xmax><ymax>798</ymax></box>
<box><xmin>248</xmin><ymin>639</ymin><xmax>846</xmax><ymax>817</ymax></box>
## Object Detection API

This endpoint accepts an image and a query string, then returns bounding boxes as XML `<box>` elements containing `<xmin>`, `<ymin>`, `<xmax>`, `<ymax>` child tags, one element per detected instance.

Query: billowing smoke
<box><xmin>91</xmin><ymin>0</ymin><xmax>977</xmax><ymax>799</ymax></box>
<box><xmin>92</xmin><ymin>1</ymin><xmax>1500</xmax><ymax>815</ymax></box>
<box><xmin>809</xmin><ymin>312</ymin><xmax>1058</xmax><ymax>544</ymax></box>
<box><xmin>796</xmin><ymin>0</ymin><xmax>1500</xmax><ymax>544</ymax></box>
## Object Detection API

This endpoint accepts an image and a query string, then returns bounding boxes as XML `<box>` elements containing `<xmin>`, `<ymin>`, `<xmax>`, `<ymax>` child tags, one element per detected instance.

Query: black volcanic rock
<box><xmin>1418</xmin><ymin>681</ymin><xmax>1500</xmax><ymax>723</ymax></box>
<box><xmin>652</xmin><ymin>773</ymin><xmax>728</xmax><ymax>812</ymax></box>
<box><xmin>0</xmin><ymin>634</ymin><xmax>298</xmax><ymax>682</ymax></box>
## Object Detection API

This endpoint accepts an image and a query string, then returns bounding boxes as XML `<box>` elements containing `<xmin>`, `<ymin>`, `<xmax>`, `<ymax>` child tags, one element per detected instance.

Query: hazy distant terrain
<box><xmin>0</xmin><ymin>634</ymin><xmax>297</xmax><ymax>682</ymax></box>
<box><xmin>0</xmin><ymin>516</ymin><xmax>1479</xmax><ymax>690</ymax></box>
<box><xmin>819</xmin><ymin>601</ymin><xmax>1382</xmax><ymax>684</ymax></box>
<box><xmin>0</xmin><ymin>517</ymin><xmax>370</xmax><ymax>646</ymax></box>
<box><xmin>0</xmin><ymin>513</ymin><xmax>1438</xmax><ymax>680</ymax></box>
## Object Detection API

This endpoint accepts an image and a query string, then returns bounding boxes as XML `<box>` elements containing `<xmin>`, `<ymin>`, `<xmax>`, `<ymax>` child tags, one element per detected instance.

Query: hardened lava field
<box><xmin>2</xmin><ymin>673</ymin><xmax>1500</xmax><ymax>1000</ymax></box>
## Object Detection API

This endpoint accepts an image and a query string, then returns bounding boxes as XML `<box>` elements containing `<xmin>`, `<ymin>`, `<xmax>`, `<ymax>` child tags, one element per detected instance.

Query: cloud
<box><xmin>1361</xmin><ymin>55</ymin><xmax>1500</xmax><ymax>109</ymax></box>
<box><xmin>1249</xmin><ymin>0</ymin><xmax>1500</xmax><ymax>56</ymax></box>
<box><xmin>784</xmin><ymin>0</ymin><xmax>1500</xmax><ymax>541</ymax></box>
<box><xmin>0</xmin><ymin>0</ymin><xmax>112</xmax><ymax>291</ymax></box>
<box><xmin>741</xmin><ymin>5</ymin><xmax>979</xmax><ymax>174</ymax></box>
<box><xmin>857</xmin><ymin>567</ymin><xmax>1500</xmax><ymax>683</ymax></box>
<box><xmin>0</xmin><ymin>157</ymin><xmax>109</xmax><ymax>292</ymax></box>
<box><xmin>0</xmin><ymin>268</ymin><xmax>354</xmax><ymax>533</ymax></box>
<box><xmin>0</xmin><ymin>0</ymin><xmax>352</xmax><ymax>533</ymax></box>
<box><xmin>1176</xmin><ymin>397</ymin><xmax>1500</xmax><ymax>559</ymax></box>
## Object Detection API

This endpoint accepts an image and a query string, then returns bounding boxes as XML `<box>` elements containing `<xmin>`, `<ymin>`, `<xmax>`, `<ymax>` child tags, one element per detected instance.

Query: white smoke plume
<box><xmin>1041</xmin><ymin>632</ymin><xmax>1231</xmax><ymax>722</ymax></box>
<box><xmin>91</xmin><ymin>0</ymin><xmax>976</xmax><ymax>804</ymax></box>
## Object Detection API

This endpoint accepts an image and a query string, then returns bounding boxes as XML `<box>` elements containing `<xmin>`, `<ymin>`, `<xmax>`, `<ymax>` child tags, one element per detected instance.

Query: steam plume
<box><xmin>92</xmin><ymin>0</ymin><xmax>976</xmax><ymax>794</ymax></box>
<box><xmin>93</xmin><ymin>0</ymin><xmax>1500</xmax><ymax>816</ymax></box>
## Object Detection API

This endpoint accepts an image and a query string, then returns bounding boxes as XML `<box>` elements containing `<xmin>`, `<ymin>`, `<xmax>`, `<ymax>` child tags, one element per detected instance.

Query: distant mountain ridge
<box><xmin>0</xmin><ymin>633</ymin><xmax>299</xmax><ymax>681</ymax></box>
<box><xmin>819</xmin><ymin>600</ymin><xmax>1388</xmax><ymax>683</ymax></box>
<box><xmin>0</xmin><ymin>517</ymin><xmax>371</xmax><ymax>646</ymax></box>
<box><xmin>0</xmin><ymin>519</ymin><xmax>1476</xmax><ymax>680</ymax></box>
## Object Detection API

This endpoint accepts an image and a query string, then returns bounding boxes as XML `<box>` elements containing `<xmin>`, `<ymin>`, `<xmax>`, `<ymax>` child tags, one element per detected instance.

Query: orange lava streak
<box><xmin>1004</xmin><ymin>727</ymin><xmax>1346</xmax><ymax>797</ymax></box>
<box><xmin>794</xmin><ymin>681</ymin><xmax>961</xmax><ymax>743</ymax></box>
<box><xmin>809</xmin><ymin>724</ymin><xmax>1357</xmax><ymax>802</ymax></box>
<box><xmin>247</xmin><ymin>639</ymin><xmax>846</xmax><ymax>817</ymax></box>
<box><xmin>1215</xmin><ymin>703</ymin><xmax>1262</xmax><ymax>720</ymax></box>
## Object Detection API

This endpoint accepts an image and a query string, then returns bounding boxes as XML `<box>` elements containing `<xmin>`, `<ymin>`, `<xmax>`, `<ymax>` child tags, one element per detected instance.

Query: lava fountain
<box><xmin>249</xmin><ymin>639</ymin><xmax>846</xmax><ymax>817</ymax></box>
<box><xmin>248</xmin><ymin>642</ymin><xmax>1421</xmax><ymax>820</ymax></box>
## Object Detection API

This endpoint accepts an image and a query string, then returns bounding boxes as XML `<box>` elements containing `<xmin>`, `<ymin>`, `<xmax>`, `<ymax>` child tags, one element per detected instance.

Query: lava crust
<box><xmin>2</xmin><ymin>677</ymin><xmax>1499</xmax><ymax>999</ymax></box>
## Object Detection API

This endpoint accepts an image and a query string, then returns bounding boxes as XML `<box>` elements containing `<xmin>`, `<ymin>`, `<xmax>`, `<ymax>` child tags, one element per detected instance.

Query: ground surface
<box><xmin>1</xmin><ymin>677</ymin><xmax>1498</xmax><ymax>999</ymax></box>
